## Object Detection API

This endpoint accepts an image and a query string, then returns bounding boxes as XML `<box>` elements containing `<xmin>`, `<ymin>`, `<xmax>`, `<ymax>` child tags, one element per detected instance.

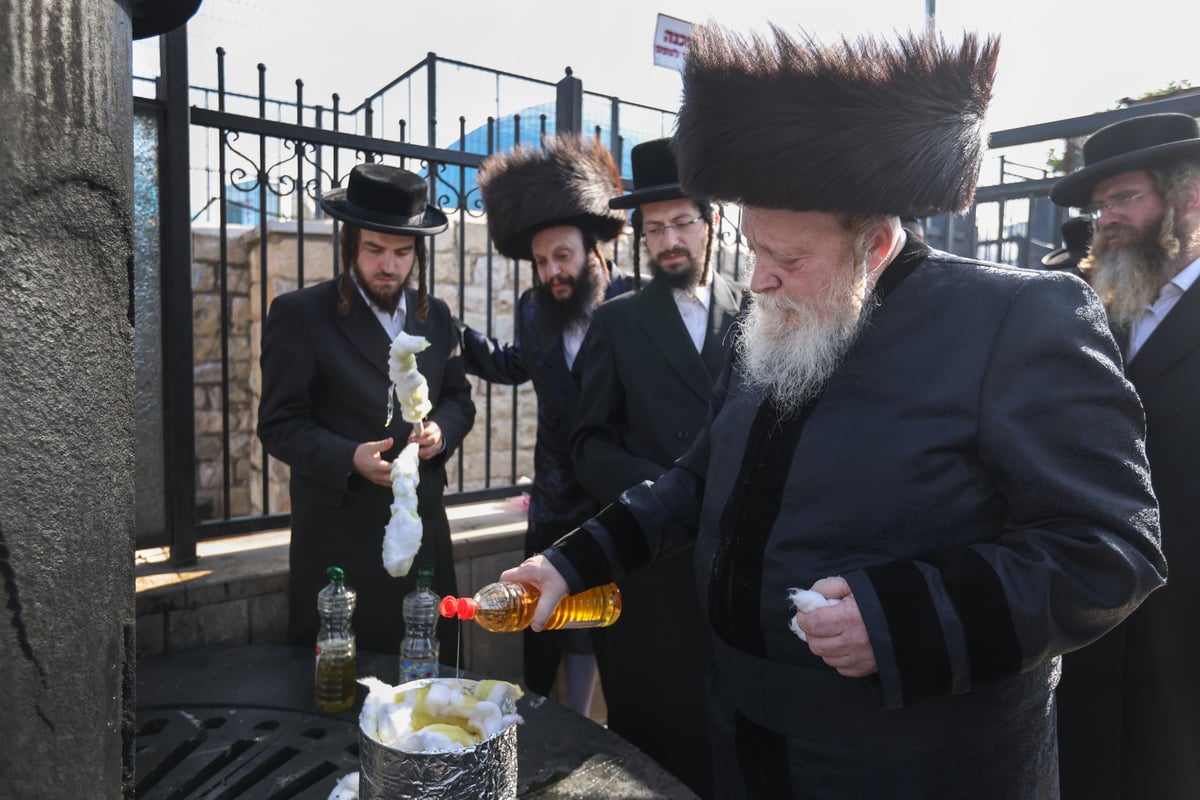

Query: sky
<box><xmin>136</xmin><ymin>0</ymin><xmax>1198</xmax><ymax>173</ymax></box>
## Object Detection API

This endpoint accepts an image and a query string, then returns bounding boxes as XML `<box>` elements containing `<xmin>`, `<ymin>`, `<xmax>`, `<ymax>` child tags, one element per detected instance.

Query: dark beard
<box><xmin>649</xmin><ymin>248</ymin><xmax>704</xmax><ymax>292</ymax></box>
<box><xmin>533</xmin><ymin>259</ymin><xmax>605</xmax><ymax>340</ymax></box>
<box><xmin>352</xmin><ymin>262</ymin><xmax>410</xmax><ymax>314</ymax></box>
<box><xmin>1085</xmin><ymin>211</ymin><xmax>1187</xmax><ymax>328</ymax></box>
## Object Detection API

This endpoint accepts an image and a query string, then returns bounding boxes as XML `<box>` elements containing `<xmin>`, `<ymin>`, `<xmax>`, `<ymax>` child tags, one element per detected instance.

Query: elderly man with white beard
<box><xmin>1050</xmin><ymin>112</ymin><xmax>1200</xmax><ymax>800</ymax></box>
<box><xmin>497</xmin><ymin>25</ymin><xmax>1167</xmax><ymax>799</ymax></box>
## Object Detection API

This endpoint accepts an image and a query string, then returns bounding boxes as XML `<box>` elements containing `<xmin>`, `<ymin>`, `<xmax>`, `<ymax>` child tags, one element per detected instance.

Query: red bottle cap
<box><xmin>456</xmin><ymin>597</ymin><xmax>477</xmax><ymax>621</ymax></box>
<box><xmin>438</xmin><ymin>595</ymin><xmax>478</xmax><ymax>620</ymax></box>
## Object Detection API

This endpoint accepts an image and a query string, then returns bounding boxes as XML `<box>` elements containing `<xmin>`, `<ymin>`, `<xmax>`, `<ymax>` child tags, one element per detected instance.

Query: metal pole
<box><xmin>161</xmin><ymin>26</ymin><xmax>198</xmax><ymax>565</ymax></box>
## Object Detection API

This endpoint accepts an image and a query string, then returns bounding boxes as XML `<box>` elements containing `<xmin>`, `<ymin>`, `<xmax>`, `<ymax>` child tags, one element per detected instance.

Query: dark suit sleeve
<box><xmin>546</xmin><ymin>359</ymin><xmax>723</xmax><ymax>592</ymax></box>
<box><xmin>844</xmin><ymin>275</ymin><xmax>1166</xmax><ymax>709</ymax></box>
<box><xmin>427</xmin><ymin>308</ymin><xmax>476</xmax><ymax>459</ymax></box>
<box><xmin>459</xmin><ymin>292</ymin><xmax>532</xmax><ymax>386</ymax></box>
<box><xmin>257</xmin><ymin>291</ymin><xmax>358</xmax><ymax>491</ymax></box>
<box><xmin>571</xmin><ymin>308</ymin><xmax>669</xmax><ymax>503</ymax></box>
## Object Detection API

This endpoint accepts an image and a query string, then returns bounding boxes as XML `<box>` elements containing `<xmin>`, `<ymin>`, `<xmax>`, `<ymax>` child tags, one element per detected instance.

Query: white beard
<box><xmin>1085</xmin><ymin>207</ymin><xmax>1193</xmax><ymax>329</ymax></box>
<box><xmin>735</xmin><ymin>255</ymin><xmax>876</xmax><ymax>418</ymax></box>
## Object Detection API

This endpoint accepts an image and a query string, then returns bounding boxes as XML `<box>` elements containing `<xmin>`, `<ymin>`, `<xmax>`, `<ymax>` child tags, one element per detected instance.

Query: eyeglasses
<box><xmin>1081</xmin><ymin>191</ymin><xmax>1146</xmax><ymax>220</ymax></box>
<box><xmin>643</xmin><ymin>216</ymin><xmax>705</xmax><ymax>238</ymax></box>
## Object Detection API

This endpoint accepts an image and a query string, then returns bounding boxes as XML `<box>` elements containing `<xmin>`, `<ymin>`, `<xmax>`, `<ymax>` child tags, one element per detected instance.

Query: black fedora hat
<box><xmin>320</xmin><ymin>164</ymin><xmax>448</xmax><ymax>236</ymax></box>
<box><xmin>1051</xmin><ymin>113</ymin><xmax>1200</xmax><ymax>208</ymax></box>
<box><xmin>609</xmin><ymin>138</ymin><xmax>689</xmax><ymax>209</ymax></box>
<box><xmin>1042</xmin><ymin>216</ymin><xmax>1093</xmax><ymax>269</ymax></box>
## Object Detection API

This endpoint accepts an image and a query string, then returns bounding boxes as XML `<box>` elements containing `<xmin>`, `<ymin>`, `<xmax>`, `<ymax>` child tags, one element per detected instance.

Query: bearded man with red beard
<box><xmin>495</xmin><ymin>26</ymin><xmax>1167</xmax><ymax>799</ymax></box>
<box><xmin>1051</xmin><ymin>112</ymin><xmax>1200</xmax><ymax>800</ymax></box>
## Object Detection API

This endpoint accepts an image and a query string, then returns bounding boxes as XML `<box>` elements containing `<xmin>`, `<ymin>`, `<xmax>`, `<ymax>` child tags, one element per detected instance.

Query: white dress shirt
<box><xmin>674</xmin><ymin>281</ymin><xmax>713</xmax><ymax>354</ymax></box>
<box><xmin>562</xmin><ymin>316</ymin><xmax>590</xmax><ymax>371</ymax></box>
<box><xmin>1128</xmin><ymin>256</ymin><xmax>1200</xmax><ymax>360</ymax></box>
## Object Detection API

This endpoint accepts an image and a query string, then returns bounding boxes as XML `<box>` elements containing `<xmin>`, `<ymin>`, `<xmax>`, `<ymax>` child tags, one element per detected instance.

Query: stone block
<box><xmin>249</xmin><ymin>592</ymin><xmax>289</xmax><ymax>644</ymax></box>
<box><xmin>228</xmin><ymin>487</ymin><xmax>250</xmax><ymax>517</ymax></box>
<box><xmin>192</xmin><ymin>229</ymin><xmax>226</xmax><ymax>264</ymax></box>
<box><xmin>167</xmin><ymin>599</ymin><xmax>250</xmax><ymax>650</ymax></box>
<box><xmin>192</xmin><ymin>263</ymin><xmax>217</xmax><ymax>293</ymax></box>
<box><xmin>228</xmin><ymin>265</ymin><xmax>251</xmax><ymax>296</ymax></box>
<box><xmin>195</xmin><ymin>293</ymin><xmax>225</xmax><ymax>329</ymax></box>
<box><xmin>197</xmin><ymin>457</ymin><xmax>222</xmax><ymax>488</ymax></box>
<box><xmin>194</xmin><ymin>337</ymin><xmax>222</xmax><ymax>365</ymax></box>
<box><xmin>228</xmin><ymin>296</ymin><xmax>251</xmax><ymax>335</ymax></box>
<box><xmin>195</xmin><ymin>410</ymin><xmax>224</xmax><ymax>436</ymax></box>
<box><xmin>192</xmin><ymin>360</ymin><xmax>223</xmax><ymax>387</ymax></box>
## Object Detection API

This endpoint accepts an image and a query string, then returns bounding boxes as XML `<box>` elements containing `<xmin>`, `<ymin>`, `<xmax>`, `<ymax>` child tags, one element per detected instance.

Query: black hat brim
<box><xmin>320</xmin><ymin>189</ymin><xmax>448</xmax><ymax>236</ymax></box>
<box><xmin>1041</xmin><ymin>247</ymin><xmax>1088</xmax><ymax>267</ymax></box>
<box><xmin>1051</xmin><ymin>139</ymin><xmax>1200</xmax><ymax>208</ymax></box>
<box><xmin>609</xmin><ymin>183</ymin><xmax>687</xmax><ymax>209</ymax></box>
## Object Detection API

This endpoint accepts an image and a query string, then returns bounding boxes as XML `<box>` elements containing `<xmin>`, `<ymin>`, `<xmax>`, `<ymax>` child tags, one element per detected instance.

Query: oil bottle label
<box><xmin>400</xmin><ymin>658</ymin><xmax>438</xmax><ymax>682</ymax></box>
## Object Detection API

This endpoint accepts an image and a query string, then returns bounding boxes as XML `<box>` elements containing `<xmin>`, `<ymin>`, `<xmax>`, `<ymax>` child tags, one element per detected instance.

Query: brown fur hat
<box><xmin>673</xmin><ymin>25</ymin><xmax>1001</xmax><ymax>217</ymax></box>
<box><xmin>478</xmin><ymin>133</ymin><xmax>626</xmax><ymax>261</ymax></box>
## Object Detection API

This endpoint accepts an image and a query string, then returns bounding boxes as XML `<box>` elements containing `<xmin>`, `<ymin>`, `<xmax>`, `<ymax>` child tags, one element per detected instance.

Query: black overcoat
<box><xmin>549</xmin><ymin>242</ymin><xmax>1165</xmax><ymax>799</ymax></box>
<box><xmin>460</xmin><ymin>269</ymin><xmax>635</xmax><ymax>546</ymax></box>
<box><xmin>258</xmin><ymin>279</ymin><xmax>475</xmax><ymax>657</ymax></box>
<box><xmin>1058</xmin><ymin>275</ymin><xmax>1200</xmax><ymax>800</ymax></box>
<box><xmin>569</xmin><ymin>271</ymin><xmax>745</xmax><ymax>798</ymax></box>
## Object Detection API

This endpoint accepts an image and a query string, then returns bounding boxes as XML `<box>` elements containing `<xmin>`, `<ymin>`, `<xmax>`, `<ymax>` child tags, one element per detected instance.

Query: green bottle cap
<box><xmin>417</xmin><ymin>565</ymin><xmax>433</xmax><ymax>588</ymax></box>
<box><xmin>326</xmin><ymin>566</ymin><xmax>345</xmax><ymax>582</ymax></box>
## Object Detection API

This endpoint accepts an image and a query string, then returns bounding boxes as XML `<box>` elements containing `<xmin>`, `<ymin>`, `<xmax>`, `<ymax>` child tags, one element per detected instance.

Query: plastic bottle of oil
<box><xmin>399</xmin><ymin>565</ymin><xmax>441</xmax><ymax>682</ymax></box>
<box><xmin>315</xmin><ymin>565</ymin><xmax>357</xmax><ymax>713</ymax></box>
<box><xmin>438</xmin><ymin>582</ymin><xmax>621</xmax><ymax>632</ymax></box>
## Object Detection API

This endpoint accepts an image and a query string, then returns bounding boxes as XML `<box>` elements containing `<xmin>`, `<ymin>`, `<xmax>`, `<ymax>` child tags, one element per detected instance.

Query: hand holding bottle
<box><xmin>443</xmin><ymin>572</ymin><xmax>621</xmax><ymax>633</ymax></box>
<box><xmin>499</xmin><ymin>555</ymin><xmax>571</xmax><ymax>631</ymax></box>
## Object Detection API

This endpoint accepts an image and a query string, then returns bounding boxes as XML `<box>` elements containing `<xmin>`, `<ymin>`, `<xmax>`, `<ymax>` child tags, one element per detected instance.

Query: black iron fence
<box><xmin>133</xmin><ymin>34</ymin><xmax>750</xmax><ymax>561</ymax></box>
<box><xmin>133</xmin><ymin>29</ymin><xmax>1200</xmax><ymax>564</ymax></box>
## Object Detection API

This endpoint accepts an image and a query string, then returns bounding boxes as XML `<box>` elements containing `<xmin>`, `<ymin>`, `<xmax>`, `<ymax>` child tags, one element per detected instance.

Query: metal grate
<box><xmin>136</xmin><ymin>705</ymin><xmax>359</xmax><ymax>799</ymax></box>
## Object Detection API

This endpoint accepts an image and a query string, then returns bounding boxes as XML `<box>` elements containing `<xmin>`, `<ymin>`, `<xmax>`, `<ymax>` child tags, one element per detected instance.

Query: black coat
<box><xmin>460</xmin><ymin>269</ymin><xmax>635</xmax><ymax>549</ymax></box>
<box><xmin>569</xmin><ymin>271</ymin><xmax>745</xmax><ymax>799</ymax></box>
<box><xmin>258</xmin><ymin>279</ymin><xmax>475</xmax><ymax>657</ymax></box>
<box><xmin>550</xmin><ymin>242</ymin><xmax>1165</xmax><ymax>798</ymax></box>
<box><xmin>1059</xmin><ymin>275</ymin><xmax>1200</xmax><ymax>800</ymax></box>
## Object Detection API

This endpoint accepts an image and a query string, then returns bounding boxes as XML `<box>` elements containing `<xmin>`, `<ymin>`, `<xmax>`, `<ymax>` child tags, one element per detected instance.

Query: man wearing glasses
<box><xmin>569</xmin><ymin>137</ymin><xmax>745</xmax><ymax>798</ymax></box>
<box><xmin>1051</xmin><ymin>112</ymin><xmax>1200</xmax><ymax>800</ymax></box>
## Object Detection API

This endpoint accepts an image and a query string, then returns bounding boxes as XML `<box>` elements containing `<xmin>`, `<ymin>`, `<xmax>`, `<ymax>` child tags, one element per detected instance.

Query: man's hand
<box><xmin>794</xmin><ymin>577</ymin><xmax>879</xmax><ymax>678</ymax></box>
<box><xmin>500</xmin><ymin>555</ymin><xmax>570</xmax><ymax>631</ymax></box>
<box><xmin>410</xmin><ymin>420</ymin><xmax>444</xmax><ymax>460</ymax></box>
<box><xmin>352</xmin><ymin>437</ymin><xmax>394</xmax><ymax>487</ymax></box>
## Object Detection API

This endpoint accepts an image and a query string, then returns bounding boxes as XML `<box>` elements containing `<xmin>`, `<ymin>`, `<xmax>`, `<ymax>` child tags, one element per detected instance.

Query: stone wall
<box><xmin>191</xmin><ymin>217</ymin><xmax>538</xmax><ymax>522</ymax></box>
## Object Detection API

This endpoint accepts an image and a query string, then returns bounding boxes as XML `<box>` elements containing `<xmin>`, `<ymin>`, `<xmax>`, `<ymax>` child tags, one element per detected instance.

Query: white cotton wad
<box><xmin>787</xmin><ymin>587</ymin><xmax>841</xmax><ymax>643</ymax></box>
<box><xmin>326</xmin><ymin>771</ymin><xmax>359</xmax><ymax>800</ymax></box>
<box><xmin>388</xmin><ymin>331</ymin><xmax>433</xmax><ymax>422</ymax></box>
<box><xmin>358</xmin><ymin>677</ymin><xmax>525</xmax><ymax>754</ymax></box>
<box><xmin>358</xmin><ymin>676</ymin><xmax>397</xmax><ymax>742</ymax></box>
<box><xmin>383</xmin><ymin>443</ymin><xmax>422</xmax><ymax>577</ymax></box>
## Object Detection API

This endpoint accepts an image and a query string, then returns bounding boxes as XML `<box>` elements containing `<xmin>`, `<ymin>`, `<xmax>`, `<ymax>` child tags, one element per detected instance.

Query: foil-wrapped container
<box><xmin>358</xmin><ymin>678</ymin><xmax>519</xmax><ymax>800</ymax></box>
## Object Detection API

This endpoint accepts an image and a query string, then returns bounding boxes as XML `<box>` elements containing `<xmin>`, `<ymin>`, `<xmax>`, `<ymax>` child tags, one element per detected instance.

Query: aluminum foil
<box><xmin>359</xmin><ymin>678</ymin><xmax>519</xmax><ymax>800</ymax></box>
